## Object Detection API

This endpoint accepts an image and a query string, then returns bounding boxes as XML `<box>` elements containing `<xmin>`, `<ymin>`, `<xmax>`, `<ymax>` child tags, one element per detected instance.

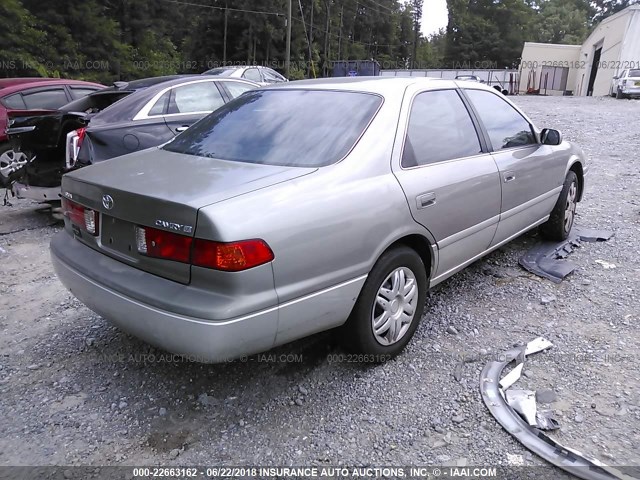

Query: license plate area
<box><xmin>100</xmin><ymin>215</ymin><xmax>137</xmax><ymax>259</ymax></box>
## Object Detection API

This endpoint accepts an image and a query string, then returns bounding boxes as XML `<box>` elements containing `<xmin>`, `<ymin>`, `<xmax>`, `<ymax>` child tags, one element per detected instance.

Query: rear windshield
<box><xmin>162</xmin><ymin>89</ymin><xmax>382</xmax><ymax>167</ymax></box>
<box><xmin>61</xmin><ymin>91</ymin><xmax>131</xmax><ymax>114</ymax></box>
<box><xmin>629</xmin><ymin>69</ymin><xmax>640</xmax><ymax>77</ymax></box>
<box><xmin>203</xmin><ymin>67</ymin><xmax>236</xmax><ymax>76</ymax></box>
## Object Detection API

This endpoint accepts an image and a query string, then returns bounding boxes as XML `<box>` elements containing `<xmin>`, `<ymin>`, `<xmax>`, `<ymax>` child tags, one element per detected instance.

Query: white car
<box><xmin>202</xmin><ymin>66</ymin><xmax>288</xmax><ymax>86</ymax></box>
<box><xmin>610</xmin><ymin>69</ymin><xmax>640</xmax><ymax>99</ymax></box>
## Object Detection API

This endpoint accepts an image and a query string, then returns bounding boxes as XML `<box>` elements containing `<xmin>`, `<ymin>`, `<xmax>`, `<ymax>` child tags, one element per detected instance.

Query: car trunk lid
<box><xmin>61</xmin><ymin>148</ymin><xmax>316</xmax><ymax>284</ymax></box>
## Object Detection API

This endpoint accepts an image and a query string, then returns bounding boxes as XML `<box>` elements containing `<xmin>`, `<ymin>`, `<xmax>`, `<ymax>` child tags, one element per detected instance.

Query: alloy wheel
<box><xmin>371</xmin><ymin>267</ymin><xmax>418</xmax><ymax>346</ymax></box>
<box><xmin>564</xmin><ymin>180</ymin><xmax>577</xmax><ymax>233</ymax></box>
<box><xmin>0</xmin><ymin>149</ymin><xmax>28</xmax><ymax>180</ymax></box>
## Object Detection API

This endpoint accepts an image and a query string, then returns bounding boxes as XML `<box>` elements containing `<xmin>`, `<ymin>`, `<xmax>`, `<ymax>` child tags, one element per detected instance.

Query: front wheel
<box><xmin>342</xmin><ymin>246</ymin><xmax>427</xmax><ymax>358</ymax></box>
<box><xmin>540</xmin><ymin>171</ymin><xmax>578</xmax><ymax>241</ymax></box>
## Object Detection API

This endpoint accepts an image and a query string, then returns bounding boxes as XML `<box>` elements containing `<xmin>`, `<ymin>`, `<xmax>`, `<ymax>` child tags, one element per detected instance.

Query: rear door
<box><xmin>162</xmin><ymin>80</ymin><xmax>226</xmax><ymax>135</ymax></box>
<box><xmin>392</xmin><ymin>87</ymin><xmax>501</xmax><ymax>282</ymax></box>
<box><xmin>462</xmin><ymin>88</ymin><xmax>565</xmax><ymax>246</ymax></box>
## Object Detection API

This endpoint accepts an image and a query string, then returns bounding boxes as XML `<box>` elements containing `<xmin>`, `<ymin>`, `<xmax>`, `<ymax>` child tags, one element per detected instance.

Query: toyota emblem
<box><xmin>102</xmin><ymin>194</ymin><xmax>114</xmax><ymax>210</ymax></box>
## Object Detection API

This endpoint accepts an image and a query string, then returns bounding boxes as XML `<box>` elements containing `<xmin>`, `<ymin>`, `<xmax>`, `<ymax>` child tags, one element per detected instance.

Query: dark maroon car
<box><xmin>0</xmin><ymin>77</ymin><xmax>104</xmax><ymax>179</ymax></box>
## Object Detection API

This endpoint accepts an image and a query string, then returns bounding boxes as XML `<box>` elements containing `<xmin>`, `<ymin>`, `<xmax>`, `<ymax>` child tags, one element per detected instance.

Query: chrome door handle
<box><xmin>175</xmin><ymin>126</ymin><xmax>189</xmax><ymax>132</ymax></box>
<box><xmin>417</xmin><ymin>192</ymin><xmax>436</xmax><ymax>209</ymax></box>
<box><xmin>503</xmin><ymin>171</ymin><xmax>516</xmax><ymax>183</ymax></box>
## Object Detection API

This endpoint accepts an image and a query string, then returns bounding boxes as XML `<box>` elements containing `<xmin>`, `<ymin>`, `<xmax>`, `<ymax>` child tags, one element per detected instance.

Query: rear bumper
<box><xmin>50</xmin><ymin>232</ymin><xmax>366</xmax><ymax>362</ymax></box>
<box><xmin>621</xmin><ymin>85</ymin><xmax>640</xmax><ymax>96</ymax></box>
<box><xmin>50</xmin><ymin>232</ymin><xmax>279</xmax><ymax>362</ymax></box>
<box><xmin>12</xmin><ymin>182</ymin><xmax>61</xmax><ymax>202</ymax></box>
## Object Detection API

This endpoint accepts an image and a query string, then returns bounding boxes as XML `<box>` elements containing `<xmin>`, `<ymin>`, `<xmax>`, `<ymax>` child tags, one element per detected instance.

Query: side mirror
<box><xmin>613</xmin><ymin>76</ymin><xmax>619</xmax><ymax>80</ymax></box>
<box><xmin>541</xmin><ymin>128</ymin><xmax>562</xmax><ymax>146</ymax></box>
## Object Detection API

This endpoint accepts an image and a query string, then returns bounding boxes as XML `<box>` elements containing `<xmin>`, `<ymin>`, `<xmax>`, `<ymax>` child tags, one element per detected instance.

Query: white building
<box><xmin>519</xmin><ymin>5</ymin><xmax>640</xmax><ymax>96</ymax></box>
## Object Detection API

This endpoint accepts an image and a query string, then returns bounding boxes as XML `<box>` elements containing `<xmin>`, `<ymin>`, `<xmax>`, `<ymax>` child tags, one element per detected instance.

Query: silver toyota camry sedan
<box><xmin>51</xmin><ymin>77</ymin><xmax>588</xmax><ymax>362</ymax></box>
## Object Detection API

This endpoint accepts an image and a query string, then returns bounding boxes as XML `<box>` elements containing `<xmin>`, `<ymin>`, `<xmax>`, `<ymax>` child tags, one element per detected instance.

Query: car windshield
<box><xmin>162</xmin><ymin>89</ymin><xmax>382</xmax><ymax>167</ymax></box>
<box><xmin>203</xmin><ymin>67</ymin><xmax>236</xmax><ymax>76</ymax></box>
<box><xmin>629</xmin><ymin>69</ymin><xmax>640</xmax><ymax>77</ymax></box>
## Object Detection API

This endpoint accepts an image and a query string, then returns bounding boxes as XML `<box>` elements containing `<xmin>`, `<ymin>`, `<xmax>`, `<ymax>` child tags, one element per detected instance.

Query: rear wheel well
<box><xmin>385</xmin><ymin>235</ymin><xmax>433</xmax><ymax>282</ymax></box>
<box><xmin>569</xmin><ymin>162</ymin><xmax>584</xmax><ymax>201</ymax></box>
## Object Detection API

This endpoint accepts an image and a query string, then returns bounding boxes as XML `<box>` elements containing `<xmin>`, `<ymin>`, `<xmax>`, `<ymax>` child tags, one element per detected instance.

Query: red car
<box><xmin>0</xmin><ymin>77</ymin><xmax>104</xmax><ymax>177</ymax></box>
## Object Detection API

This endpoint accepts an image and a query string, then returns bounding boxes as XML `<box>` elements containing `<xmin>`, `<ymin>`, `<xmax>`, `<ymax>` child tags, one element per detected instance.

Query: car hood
<box><xmin>64</xmin><ymin>146</ymin><xmax>317</xmax><ymax>210</ymax></box>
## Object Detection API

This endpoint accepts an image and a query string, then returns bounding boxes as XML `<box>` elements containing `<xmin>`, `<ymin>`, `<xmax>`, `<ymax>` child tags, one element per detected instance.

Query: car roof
<box><xmin>263</xmin><ymin>76</ymin><xmax>473</xmax><ymax>94</ymax></box>
<box><xmin>0</xmin><ymin>78</ymin><xmax>104</xmax><ymax>95</ymax></box>
<box><xmin>106</xmin><ymin>75</ymin><xmax>196</xmax><ymax>92</ymax></box>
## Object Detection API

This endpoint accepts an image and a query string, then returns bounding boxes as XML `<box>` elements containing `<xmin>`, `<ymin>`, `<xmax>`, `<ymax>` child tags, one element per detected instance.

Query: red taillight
<box><xmin>76</xmin><ymin>127</ymin><xmax>86</xmax><ymax>147</ymax></box>
<box><xmin>62</xmin><ymin>198</ymin><xmax>99</xmax><ymax>236</ymax></box>
<box><xmin>192</xmin><ymin>238</ymin><xmax>274</xmax><ymax>271</ymax></box>
<box><xmin>135</xmin><ymin>226</ymin><xmax>273</xmax><ymax>271</ymax></box>
<box><xmin>65</xmin><ymin>127</ymin><xmax>87</xmax><ymax>169</ymax></box>
<box><xmin>135</xmin><ymin>226</ymin><xmax>192</xmax><ymax>263</ymax></box>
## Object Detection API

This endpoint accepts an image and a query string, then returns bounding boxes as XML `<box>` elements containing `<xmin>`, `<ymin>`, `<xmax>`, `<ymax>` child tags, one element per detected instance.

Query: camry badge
<box><xmin>102</xmin><ymin>194</ymin><xmax>114</xmax><ymax>210</ymax></box>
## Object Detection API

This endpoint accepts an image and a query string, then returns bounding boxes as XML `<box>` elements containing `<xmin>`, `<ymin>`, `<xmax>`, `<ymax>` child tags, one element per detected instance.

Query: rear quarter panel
<box><xmin>83</xmin><ymin>120</ymin><xmax>174</xmax><ymax>162</ymax></box>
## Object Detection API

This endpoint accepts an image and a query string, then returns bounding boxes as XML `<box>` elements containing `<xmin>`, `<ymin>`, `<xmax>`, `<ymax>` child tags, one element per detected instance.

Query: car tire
<box><xmin>0</xmin><ymin>143</ymin><xmax>17</xmax><ymax>187</ymax></box>
<box><xmin>342</xmin><ymin>246</ymin><xmax>427</xmax><ymax>359</ymax></box>
<box><xmin>616</xmin><ymin>88</ymin><xmax>625</xmax><ymax>99</ymax></box>
<box><xmin>540</xmin><ymin>171</ymin><xmax>578</xmax><ymax>241</ymax></box>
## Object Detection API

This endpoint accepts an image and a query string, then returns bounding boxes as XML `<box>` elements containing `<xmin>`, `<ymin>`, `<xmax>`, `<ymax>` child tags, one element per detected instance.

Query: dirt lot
<box><xmin>0</xmin><ymin>95</ymin><xmax>639</xmax><ymax>473</ymax></box>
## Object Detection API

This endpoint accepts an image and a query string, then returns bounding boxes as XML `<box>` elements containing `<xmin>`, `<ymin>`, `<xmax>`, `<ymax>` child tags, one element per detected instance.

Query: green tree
<box><xmin>445</xmin><ymin>0</ymin><xmax>535</xmax><ymax>68</ymax></box>
<box><xmin>0</xmin><ymin>0</ymin><xmax>48</xmax><ymax>77</ymax></box>
<box><xmin>590</xmin><ymin>0</ymin><xmax>639</xmax><ymax>22</ymax></box>
<box><xmin>535</xmin><ymin>0</ymin><xmax>590</xmax><ymax>44</ymax></box>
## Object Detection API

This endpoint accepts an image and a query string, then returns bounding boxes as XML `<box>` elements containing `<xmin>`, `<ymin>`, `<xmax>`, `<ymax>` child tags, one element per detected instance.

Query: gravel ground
<box><xmin>0</xmin><ymin>95</ymin><xmax>639</xmax><ymax>473</ymax></box>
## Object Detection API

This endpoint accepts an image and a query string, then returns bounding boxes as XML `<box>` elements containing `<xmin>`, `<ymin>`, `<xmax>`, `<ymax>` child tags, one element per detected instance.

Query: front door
<box><xmin>462</xmin><ymin>88</ymin><xmax>565</xmax><ymax>246</ymax></box>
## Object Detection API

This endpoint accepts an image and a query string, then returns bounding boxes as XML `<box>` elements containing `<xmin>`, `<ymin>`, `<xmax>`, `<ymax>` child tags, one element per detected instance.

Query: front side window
<box><xmin>163</xmin><ymin>89</ymin><xmax>382</xmax><ymax>167</ymax></box>
<box><xmin>402</xmin><ymin>89</ymin><xmax>481</xmax><ymax>168</ymax></box>
<box><xmin>168</xmin><ymin>82</ymin><xmax>224</xmax><ymax>114</ymax></box>
<box><xmin>22</xmin><ymin>88</ymin><xmax>69</xmax><ymax>109</ymax></box>
<box><xmin>223</xmin><ymin>81</ymin><xmax>256</xmax><ymax>99</ymax></box>
<box><xmin>465</xmin><ymin>89</ymin><xmax>536</xmax><ymax>150</ymax></box>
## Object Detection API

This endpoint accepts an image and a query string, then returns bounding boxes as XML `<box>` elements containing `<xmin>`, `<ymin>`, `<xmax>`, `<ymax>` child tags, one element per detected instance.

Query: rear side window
<box><xmin>168</xmin><ymin>82</ymin><xmax>224</xmax><ymax>114</ymax></box>
<box><xmin>22</xmin><ymin>88</ymin><xmax>69</xmax><ymax>109</ymax></box>
<box><xmin>163</xmin><ymin>90</ymin><xmax>382</xmax><ymax>167</ymax></box>
<box><xmin>148</xmin><ymin>91</ymin><xmax>170</xmax><ymax>116</ymax></box>
<box><xmin>402</xmin><ymin>89</ymin><xmax>481</xmax><ymax>168</ymax></box>
<box><xmin>2</xmin><ymin>93</ymin><xmax>26</xmax><ymax>109</ymax></box>
<box><xmin>465</xmin><ymin>89</ymin><xmax>536</xmax><ymax>150</ymax></box>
